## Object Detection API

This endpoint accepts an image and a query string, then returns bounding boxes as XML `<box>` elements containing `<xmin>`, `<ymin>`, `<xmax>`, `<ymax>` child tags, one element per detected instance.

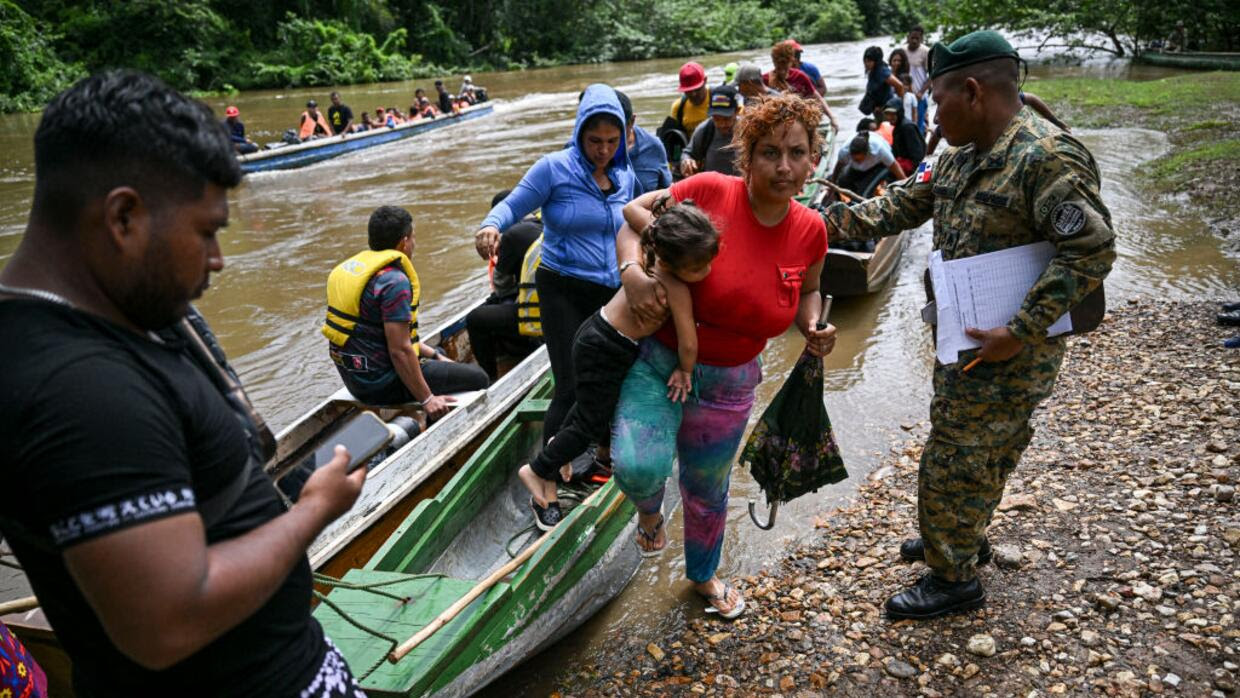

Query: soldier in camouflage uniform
<box><xmin>823</xmin><ymin>31</ymin><xmax>1116</xmax><ymax>619</ymax></box>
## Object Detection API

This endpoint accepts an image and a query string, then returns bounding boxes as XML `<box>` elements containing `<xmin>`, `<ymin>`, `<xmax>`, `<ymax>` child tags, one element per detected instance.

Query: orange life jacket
<box><xmin>299</xmin><ymin>111</ymin><xmax>332</xmax><ymax>140</ymax></box>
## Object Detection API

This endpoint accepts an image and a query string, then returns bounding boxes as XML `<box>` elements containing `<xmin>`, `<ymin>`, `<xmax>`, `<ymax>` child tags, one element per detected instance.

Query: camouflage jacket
<box><xmin>824</xmin><ymin>107</ymin><xmax>1116</xmax><ymax>343</ymax></box>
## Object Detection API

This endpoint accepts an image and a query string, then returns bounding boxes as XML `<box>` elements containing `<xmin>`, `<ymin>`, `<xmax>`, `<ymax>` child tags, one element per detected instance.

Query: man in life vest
<box><xmin>298</xmin><ymin>99</ymin><xmax>332</xmax><ymax>142</ymax></box>
<box><xmin>323</xmin><ymin>206</ymin><xmax>489</xmax><ymax>418</ymax></box>
<box><xmin>465</xmin><ymin>190</ymin><xmax>544</xmax><ymax>381</ymax></box>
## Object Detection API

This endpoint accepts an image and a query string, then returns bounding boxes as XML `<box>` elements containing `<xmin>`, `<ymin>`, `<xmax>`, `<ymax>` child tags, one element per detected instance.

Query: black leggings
<box><xmin>535</xmin><ymin>267</ymin><xmax>617</xmax><ymax>444</ymax></box>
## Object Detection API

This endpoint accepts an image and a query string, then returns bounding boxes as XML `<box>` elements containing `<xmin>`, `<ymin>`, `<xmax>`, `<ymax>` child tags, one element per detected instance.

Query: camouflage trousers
<box><xmin>918</xmin><ymin>342</ymin><xmax>1064</xmax><ymax>582</ymax></box>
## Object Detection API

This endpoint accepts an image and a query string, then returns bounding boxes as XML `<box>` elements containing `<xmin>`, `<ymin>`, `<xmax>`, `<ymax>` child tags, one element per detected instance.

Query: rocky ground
<box><xmin>563</xmin><ymin>299</ymin><xmax>1239</xmax><ymax>697</ymax></box>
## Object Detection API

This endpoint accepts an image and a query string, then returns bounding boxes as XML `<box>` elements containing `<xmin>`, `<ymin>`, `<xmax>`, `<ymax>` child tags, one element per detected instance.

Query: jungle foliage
<box><xmin>0</xmin><ymin>0</ymin><xmax>928</xmax><ymax>112</ymax></box>
<box><xmin>936</xmin><ymin>0</ymin><xmax>1239</xmax><ymax>57</ymax></box>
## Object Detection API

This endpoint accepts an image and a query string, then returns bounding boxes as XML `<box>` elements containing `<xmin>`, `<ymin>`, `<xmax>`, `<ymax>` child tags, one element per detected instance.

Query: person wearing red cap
<box><xmin>221</xmin><ymin>105</ymin><xmax>258</xmax><ymax>154</ymax></box>
<box><xmin>668</xmin><ymin>62</ymin><xmax>710</xmax><ymax>140</ymax></box>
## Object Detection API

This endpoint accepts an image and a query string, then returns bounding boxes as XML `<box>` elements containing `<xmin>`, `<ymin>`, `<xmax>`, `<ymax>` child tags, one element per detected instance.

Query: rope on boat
<box><xmin>311</xmin><ymin>571</ymin><xmax>450</xmax><ymax>680</ymax></box>
<box><xmin>313</xmin><ymin>590</ymin><xmax>399</xmax><ymax>681</ymax></box>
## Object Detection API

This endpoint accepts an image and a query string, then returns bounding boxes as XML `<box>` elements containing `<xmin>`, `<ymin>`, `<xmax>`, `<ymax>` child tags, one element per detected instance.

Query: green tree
<box><xmin>0</xmin><ymin>0</ymin><xmax>84</xmax><ymax>112</ymax></box>
<box><xmin>935</xmin><ymin>0</ymin><xmax>1239</xmax><ymax>55</ymax></box>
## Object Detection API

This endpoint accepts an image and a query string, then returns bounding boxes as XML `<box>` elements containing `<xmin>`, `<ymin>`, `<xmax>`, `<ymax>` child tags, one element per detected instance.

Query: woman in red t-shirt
<box><xmin>611</xmin><ymin>95</ymin><xmax>836</xmax><ymax>618</ymax></box>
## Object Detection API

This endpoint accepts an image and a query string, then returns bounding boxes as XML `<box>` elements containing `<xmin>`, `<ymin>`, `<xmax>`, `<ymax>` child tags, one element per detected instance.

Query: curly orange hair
<box><xmin>770</xmin><ymin>40</ymin><xmax>798</xmax><ymax>69</ymax></box>
<box><xmin>731</xmin><ymin>93</ymin><xmax>822</xmax><ymax>178</ymax></box>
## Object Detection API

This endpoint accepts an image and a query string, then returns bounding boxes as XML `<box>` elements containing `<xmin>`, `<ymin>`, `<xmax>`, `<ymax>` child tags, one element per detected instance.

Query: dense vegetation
<box><xmin>937</xmin><ymin>0</ymin><xmax>1239</xmax><ymax>57</ymax></box>
<box><xmin>2</xmin><ymin>0</ymin><xmax>1236</xmax><ymax>113</ymax></box>
<box><xmin>0</xmin><ymin>0</ymin><xmax>926</xmax><ymax>112</ymax></box>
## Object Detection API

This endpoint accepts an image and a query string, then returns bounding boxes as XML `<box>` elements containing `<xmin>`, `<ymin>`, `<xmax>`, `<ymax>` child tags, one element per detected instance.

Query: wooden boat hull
<box><xmin>821</xmin><ymin>229</ymin><xmax>909</xmax><ymax>297</ymax></box>
<box><xmin>239</xmin><ymin>104</ymin><xmax>495</xmax><ymax>173</ymax></box>
<box><xmin>806</xmin><ymin>166</ymin><xmax>909</xmax><ymax>297</ymax></box>
<box><xmin>313</xmin><ymin>387</ymin><xmax>679</xmax><ymax>697</ymax></box>
<box><xmin>1135</xmin><ymin>50</ymin><xmax>1240</xmax><ymax>71</ymax></box>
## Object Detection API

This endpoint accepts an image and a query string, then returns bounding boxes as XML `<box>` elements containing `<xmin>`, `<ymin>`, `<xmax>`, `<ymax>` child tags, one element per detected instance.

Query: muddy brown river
<box><xmin>1</xmin><ymin>36</ymin><xmax>1236</xmax><ymax>695</ymax></box>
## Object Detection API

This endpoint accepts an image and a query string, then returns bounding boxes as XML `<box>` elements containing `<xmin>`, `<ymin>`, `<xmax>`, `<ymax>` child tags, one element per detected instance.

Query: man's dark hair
<box><xmin>614</xmin><ymin>89</ymin><xmax>635</xmax><ymax>126</ymax></box>
<box><xmin>849</xmin><ymin>134</ymin><xmax>870</xmax><ymax>154</ymax></box>
<box><xmin>32</xmin><ymin>70</ymin><xmax>241</xmax><ymax>231</ymax></box>
<box><xmin>434</xmin><ymin>80</ymin><xmax>444</xmax><ymax>87</ymax></box>
<box><xmin>856</xmin><ymin>117</ymin><xmax>875</xmax><ymax>132</ymax></box>
<box><xmin>368</xmin><ymin>205</ymin><xmax>413</xmax><ymax>251</ymax></box>
<box><xmin>330</xmin><ymin>91</ymin><xmax>341</xmax><ymax>99</ymax></box>
<box><xmin>910</xmin><ymin>25</ymin><xmax>924</xmax><ymax>35</ymax></box>
<box><xmin>491</xmin><ymin>189</ymin><xmax>512</xmax><ymax>209</ymax></box>
<box><xmin>863</xmin><ymin>46</ymin><xmax>884</xmax><ymax>64</ymax></box>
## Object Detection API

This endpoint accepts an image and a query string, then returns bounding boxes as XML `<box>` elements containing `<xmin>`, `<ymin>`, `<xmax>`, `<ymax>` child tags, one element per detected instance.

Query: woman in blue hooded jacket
<box><xmin>474</xmin><ymin>84</ymin><xmax>636</xmax><ymax>463</ymax></box>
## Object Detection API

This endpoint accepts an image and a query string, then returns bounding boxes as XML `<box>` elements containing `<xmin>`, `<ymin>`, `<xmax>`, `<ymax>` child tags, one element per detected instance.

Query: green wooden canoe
<box><xmin>313</xmin><ymin>376</ymin><xmax>659</xmax><ymax>696</ymax></box>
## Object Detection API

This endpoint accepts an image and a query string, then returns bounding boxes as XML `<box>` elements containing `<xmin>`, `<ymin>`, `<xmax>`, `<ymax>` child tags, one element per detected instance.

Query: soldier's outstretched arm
<box><xmin>1009</xmin><ymin>135</ymin><xmax>1117</xmax><ymax>343</ymax></box>
<box><xmin>821</xmin><ymin>171</ymin><xmax>933</xmax><ymax>242</ymax></box>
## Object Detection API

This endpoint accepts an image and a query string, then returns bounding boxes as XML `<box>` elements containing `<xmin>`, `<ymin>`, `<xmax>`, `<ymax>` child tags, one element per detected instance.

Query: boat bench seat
<box><xmin>327</xmin><ymin>387</ymin><xmax>486</xmax><ymax>411</ymax></box>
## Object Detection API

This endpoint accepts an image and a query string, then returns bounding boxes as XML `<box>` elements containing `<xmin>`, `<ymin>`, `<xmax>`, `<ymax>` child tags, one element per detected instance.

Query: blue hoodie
<box><xmin>480</xmin><ymin>84</ymin><xmax>635</xmax><ymax>288</ymax></box>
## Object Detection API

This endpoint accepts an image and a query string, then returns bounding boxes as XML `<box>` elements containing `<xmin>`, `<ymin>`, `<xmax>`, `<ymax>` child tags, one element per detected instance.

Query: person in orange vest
<box><xmin>298</xmin><ymin>99</ymin><xmax>332</xmax><ymax>141</ymax></box>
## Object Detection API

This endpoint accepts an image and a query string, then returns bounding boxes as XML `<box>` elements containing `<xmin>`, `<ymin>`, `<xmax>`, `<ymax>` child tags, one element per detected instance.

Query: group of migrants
<box><xmin>0</xmin><ymin>24</ymin><xmax>1114</xmax><ymax>697</ymax></box>
<box><xmin>223</xmin><ymin>77</ymin><xmax>487</xmax><ymax>154</ymax></box>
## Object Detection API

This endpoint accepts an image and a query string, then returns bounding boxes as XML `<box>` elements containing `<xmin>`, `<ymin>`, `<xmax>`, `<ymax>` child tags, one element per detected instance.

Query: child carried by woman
<box><xmin>517</xmin><ymin>198</ymin><xmax>720</xmax><ymax>530</ymax></box>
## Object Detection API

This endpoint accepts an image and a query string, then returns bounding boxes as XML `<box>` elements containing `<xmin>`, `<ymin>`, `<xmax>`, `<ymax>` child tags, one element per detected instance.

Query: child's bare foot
<box><xmin>559</xmin><ymin>462</ymin><xmax>573</xmax><ymax>483</ymax></box>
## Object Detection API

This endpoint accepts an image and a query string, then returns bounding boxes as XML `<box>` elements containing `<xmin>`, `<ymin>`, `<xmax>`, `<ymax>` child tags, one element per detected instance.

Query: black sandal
<box><xmin>635</xmin><ymin>513</ymin><xmax>665</xmax><ymax>558</ymax></box>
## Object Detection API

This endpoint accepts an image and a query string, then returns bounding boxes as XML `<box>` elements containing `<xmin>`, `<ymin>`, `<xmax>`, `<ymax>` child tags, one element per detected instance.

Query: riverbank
<box><xmin>569</xmin><ymin>299</ymin><xmax>1238</xmax><ymax>697</ymax></box>
<box><xmin>1030</xmin><ymin>72</ymin><xmax>1240</xmax><ymax>246</ymax></box>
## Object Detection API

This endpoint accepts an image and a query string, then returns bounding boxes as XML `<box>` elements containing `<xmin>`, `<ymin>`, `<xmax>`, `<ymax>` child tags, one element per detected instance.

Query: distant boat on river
<box><xmin>1135</xmin><ymin>50</ymin><xmax>1240</xmax><ymax>71</ymax></box>
<box><xmin>239</xmin><ymin>102</ymin><xmax>495</xmax><ymax>174</ymax></box>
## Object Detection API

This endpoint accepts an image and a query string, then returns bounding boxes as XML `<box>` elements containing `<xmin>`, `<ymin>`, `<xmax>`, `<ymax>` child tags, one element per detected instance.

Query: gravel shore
<box><xmin>571</xmin><ymin>299</ymin><xmax>1239</xmax><ymax>697</ymax></box>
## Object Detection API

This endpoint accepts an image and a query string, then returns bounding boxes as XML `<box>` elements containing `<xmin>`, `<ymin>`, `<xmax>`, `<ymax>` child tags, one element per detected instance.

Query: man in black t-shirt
<box><xmin>0</xmin><ymin>71</ymin><xmax>368</xmax><ymax>697</ymax></box>
<box><xmin>435</xmin><ymin>80</ymin><xmax>455</xmax><ymax>115</ymax></box>
<box><xmin>327</xmin><ymin>91</ymin><xmax>353</xmax><ymax>135</ymax></box>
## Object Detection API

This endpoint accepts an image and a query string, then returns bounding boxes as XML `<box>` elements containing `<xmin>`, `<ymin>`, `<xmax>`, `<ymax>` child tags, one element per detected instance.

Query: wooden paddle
<box><xmin>0</xmin><ymin>596</ymin><xmax>40</xmax><ymax>616</ymax></box>
<box><xmin>387</xmin><ymin>485</ymin><xmax>609</xmax><ymax>663</ymax></box>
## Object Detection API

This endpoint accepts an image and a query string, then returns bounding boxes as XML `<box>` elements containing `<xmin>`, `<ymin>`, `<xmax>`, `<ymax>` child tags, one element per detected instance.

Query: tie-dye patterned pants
<box><xmin>611</xmin><ymin>339</ymin><xmax>761</xmax><ymax>583</ymax></box>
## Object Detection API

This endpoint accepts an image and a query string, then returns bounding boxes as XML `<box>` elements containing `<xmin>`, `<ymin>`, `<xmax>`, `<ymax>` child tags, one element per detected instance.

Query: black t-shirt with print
<box><xmin>327</xmin><ymin>104</ymin><xmax>353</xmax><ymax>134</ymax></box>
<box><xmin>0</xmin><ymin>300</ymin><xmax>325</xmax><ymax>697</ymax></box>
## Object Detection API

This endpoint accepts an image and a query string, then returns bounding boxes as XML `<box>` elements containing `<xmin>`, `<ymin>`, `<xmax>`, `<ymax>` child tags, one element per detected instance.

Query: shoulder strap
<box><xmin>676</xmin><ymin>95</ymin><xmax>688</xmax><ymax>126</ymax></box>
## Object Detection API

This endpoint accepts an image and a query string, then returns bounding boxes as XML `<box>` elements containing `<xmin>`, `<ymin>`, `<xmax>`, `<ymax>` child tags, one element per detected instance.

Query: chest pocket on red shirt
<box><xmin>777</xmin><ymin>264</ymin><xmax>807</xmax><ymax>308</ymax></box>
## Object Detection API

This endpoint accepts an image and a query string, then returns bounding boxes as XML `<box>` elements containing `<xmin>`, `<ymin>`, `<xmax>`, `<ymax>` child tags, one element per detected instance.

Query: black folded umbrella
<box><xmin>740</xmin><ymin>297</ymin><xmax>846</xmax><ymax>529</ymax></box>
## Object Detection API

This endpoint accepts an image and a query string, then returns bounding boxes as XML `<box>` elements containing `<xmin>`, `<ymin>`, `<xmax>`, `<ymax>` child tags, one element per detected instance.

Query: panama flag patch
<box><xmin>915</xmin><ymin>162</ymin><xmax>933</xmax><ymax>183</ymax></box>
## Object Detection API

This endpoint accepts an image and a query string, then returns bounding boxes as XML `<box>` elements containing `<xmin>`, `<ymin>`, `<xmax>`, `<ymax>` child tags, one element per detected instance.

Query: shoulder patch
<box><xmin>914</xmin><ymin>162</ymin><xmax>933</xmax><ymax>183</ymax></box>
<box><xmin>1051</xmin><ymin>202</ymin><xmax>1087</xmax><ymax>237</ymax></box>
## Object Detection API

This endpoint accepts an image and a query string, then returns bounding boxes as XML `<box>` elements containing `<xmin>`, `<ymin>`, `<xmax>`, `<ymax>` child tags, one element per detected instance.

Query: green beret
<box><xmin>929</xmin><ymin>30</ymin><xmax>1019</xmax><ymax>80</ymax></box>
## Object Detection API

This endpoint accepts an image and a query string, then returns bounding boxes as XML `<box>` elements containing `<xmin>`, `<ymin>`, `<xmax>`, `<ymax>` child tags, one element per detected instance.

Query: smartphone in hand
<box><xmin>313</xmin><ymin>412</ymin><xmax>393</xmax><ymax>474</ymax></box>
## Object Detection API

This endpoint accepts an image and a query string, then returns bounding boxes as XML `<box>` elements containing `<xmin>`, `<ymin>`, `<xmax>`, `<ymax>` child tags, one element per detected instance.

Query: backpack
<box><xmin>656</xmin><ymin>95</ymin><xmax>691</xmax><ymax>163</ymax></box>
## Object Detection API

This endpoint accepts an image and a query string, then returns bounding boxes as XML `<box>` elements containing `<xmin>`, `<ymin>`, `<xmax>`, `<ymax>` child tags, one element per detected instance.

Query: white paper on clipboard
<box><xmin>931</xmin><ymin>242</ymin><xmax>1073</xmax><ymax>365</ymax></box>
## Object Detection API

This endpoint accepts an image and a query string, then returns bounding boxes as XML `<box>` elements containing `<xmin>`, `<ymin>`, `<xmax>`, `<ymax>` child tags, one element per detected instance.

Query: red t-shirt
<box><xmin>658</xmin><ymin>172</ymin><xmax>827</xmax><ymax>366</ymax></box>
<box><xmin>763</xmin><ymin>68</ymin><xmax>819</xmax><ymax>99</ymax></box>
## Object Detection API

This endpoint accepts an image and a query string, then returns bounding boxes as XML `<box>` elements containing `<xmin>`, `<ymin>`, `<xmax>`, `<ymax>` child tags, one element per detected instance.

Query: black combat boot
<box><xmin>885</xmin><ymin>573</ymin><xmax>986</xmax><ymax>619</ymax></box>
<box><xmin>1218</xmin><ymin>309</ymin><xmax>1240</xmax><ymax>327</ymax></box>
<box><xmin>899</xmin><ymin>537</ymin><xmax>993</xmax><ymax>565</ymax></box>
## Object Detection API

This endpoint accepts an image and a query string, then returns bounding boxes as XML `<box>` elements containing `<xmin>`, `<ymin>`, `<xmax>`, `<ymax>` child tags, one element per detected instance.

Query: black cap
<box><xmin>306</xmin><ymin>99</ymin><xmax>317</xmax><ymax>108</ymax></box>
<box><xmin>707</xmin><ymin>86</ymin><xmax>739</xmax><ymax>116</ymax></box>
